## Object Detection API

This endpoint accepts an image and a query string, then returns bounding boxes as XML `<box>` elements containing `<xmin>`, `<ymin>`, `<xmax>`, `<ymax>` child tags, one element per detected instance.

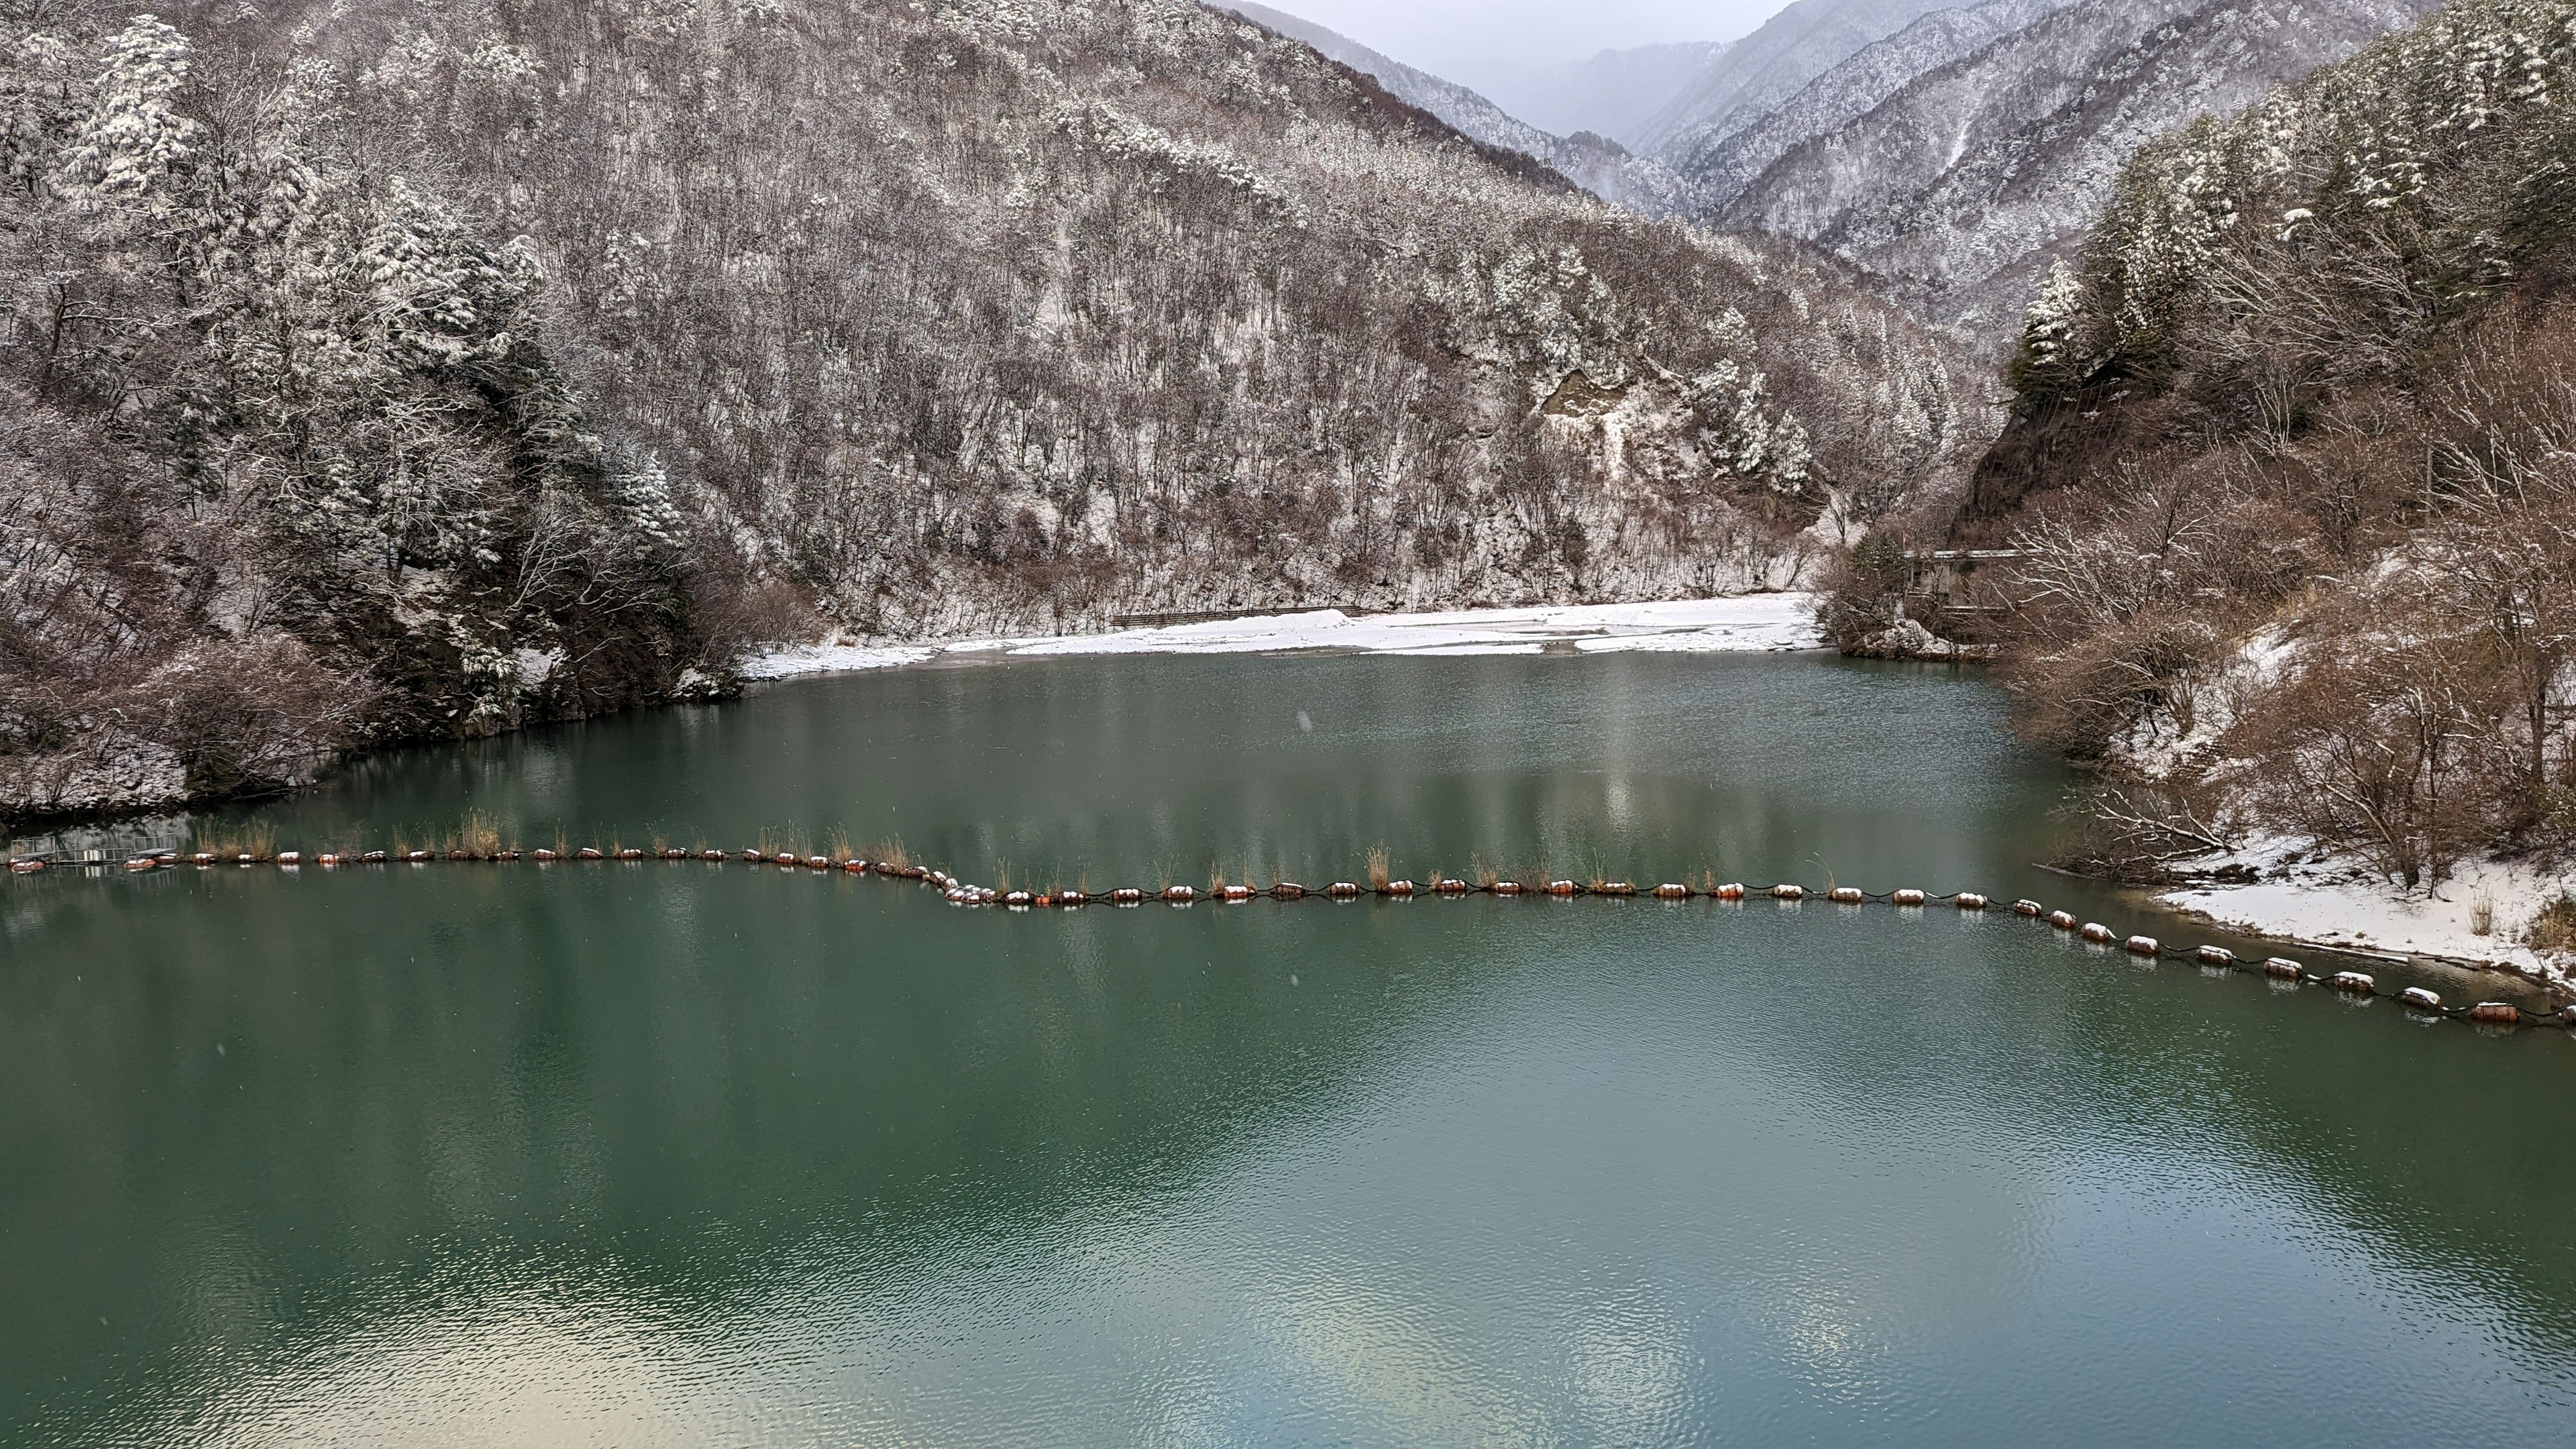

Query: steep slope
<box><xmin>1676</xmin><ymin>0</ymin><xmax>2076</xmax><ymax>210</ymax></box>
<box><xmin>1874</xmin><ymin>0</ymin><xmax>2576</xmax><ymax>886</ymax></box>
<box><xmin>1</xmin><ymin>6</ymin><xmax>715</xmax><ymax>822</ymax></box>
<box><xmin>1474</xmin><ymin>42</ymin><xmax>1731</xmax><ymax>149</ymax></box>
<box><xmin>1217</xmin><ymin>2</ymin><xmax>1690</xmax><ymax>213</ymax></box>
<box><xmin>1632</xmin><ymin>0</ymin><xmax>1968</xmax><ymax>161</ymax></box>
<box><xmin>1717</xmin><ymin>0</ymin><xmax>2440</xmax><ymax>340</ymax></box>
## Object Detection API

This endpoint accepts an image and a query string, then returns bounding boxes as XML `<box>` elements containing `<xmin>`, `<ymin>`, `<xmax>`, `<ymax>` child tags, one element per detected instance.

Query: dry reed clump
<box><xmin>1364</xmin><ymin>843</ymin><xmax>1390</xmax><ymax>892</ymax></box>
<box><xmin>826</xmin><ymin>828</ymin><xmax>853</xmax><ymax>864</ymax></box>
<box><xmin>1207</xmin><ymin>859</ymin><xmax>1228</xmax><ymax>894</ymax></box>
<box><xmin>2526</xmin><ymin>894</ymin><xmax>2576</xmax><ymax>955</ymax></box>
<box><xmin>447</xmin><ymin>810</ymin><xmax>504</xmax><ymax>859</ymax></box>
<box><xmin>190</xmin><ymin>821</ymin><xmax>278</xmax><ymax>860</ymax></box>
<box><xmin>996</xmin><ymin>859</ymin><xmax>1014</xmax><ymax>892</ymax></box>
<box><xmin>1470</xmin><ymin>854</ymin><xmax>1499</xmax><ymax>890</ymax></box>
<box><xmin>869</xmin><ymin>838</ymin><xmax>914</xmax><ymax>870</ymax></box>
<box><xmin>2471</xmin><ymin>889</ymin><xmax>2496</xmax><ymax>937</ymax></box>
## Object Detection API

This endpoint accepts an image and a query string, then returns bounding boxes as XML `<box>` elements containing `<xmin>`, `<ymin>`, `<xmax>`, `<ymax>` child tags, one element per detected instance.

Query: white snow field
<box><xmin>742</xmin><ymin>594</ymin><xmax>1825</xmax><ymax>680</ymax></box>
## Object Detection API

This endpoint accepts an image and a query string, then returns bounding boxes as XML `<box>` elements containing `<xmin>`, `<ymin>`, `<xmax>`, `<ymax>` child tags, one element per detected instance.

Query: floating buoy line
<box><xmin>11</xmin><ymin>845</ymin><xmax>2571</xmax><ymax>1031</ymax></box>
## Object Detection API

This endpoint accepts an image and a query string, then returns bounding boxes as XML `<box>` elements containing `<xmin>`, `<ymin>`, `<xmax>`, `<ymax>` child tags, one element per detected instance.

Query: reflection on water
<box><xmin>5</xmin><ymin>654</ymin><xmax>2575</xmax><ymax>1445</ymax></box>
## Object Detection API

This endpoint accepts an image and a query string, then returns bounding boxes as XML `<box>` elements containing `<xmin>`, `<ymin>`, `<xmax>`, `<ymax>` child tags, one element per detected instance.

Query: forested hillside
<box><xmin>1</xmin><ymin>0</ymin><xmax>1971</xmax><ymax>822</ymax></box>
<box><xmin>1873</xmin><ymin>0</ymin><xmax>2576</xmax><ymax>885</ymax></box>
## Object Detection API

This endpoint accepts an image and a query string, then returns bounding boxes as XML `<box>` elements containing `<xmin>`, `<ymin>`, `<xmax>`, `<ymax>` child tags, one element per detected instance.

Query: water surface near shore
<box><xmin>7</xmin><ymin>653</ymin><xmax>2575</xmax><ymax>1444</ymax></box>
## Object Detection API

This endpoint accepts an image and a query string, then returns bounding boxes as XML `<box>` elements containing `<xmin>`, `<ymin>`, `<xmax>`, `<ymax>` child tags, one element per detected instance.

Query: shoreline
<box><xmin>740</xmin><ymin>594</ymin><xmax>1828</xmax><ymax>680</ymax></box>
<box><xmin>2148</xmin><ymin>846</ymin><xmax>2575</xmax><ymax>1002</ymax></box>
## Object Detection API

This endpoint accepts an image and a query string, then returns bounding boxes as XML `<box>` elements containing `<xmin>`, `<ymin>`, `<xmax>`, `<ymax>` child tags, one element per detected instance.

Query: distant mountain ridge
<box><xmin>1218</xmin><ymin>3</ymin><xmax>1693</xmax><ymax>213</ymax></box>
<box><xmin>1471</xmin><ymin>42</ymin><xmax>1733</xmax><ymax>148</ymax></box>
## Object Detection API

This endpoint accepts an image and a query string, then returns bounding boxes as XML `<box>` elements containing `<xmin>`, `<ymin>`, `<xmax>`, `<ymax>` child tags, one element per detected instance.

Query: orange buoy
<box><xmin>2047</xmin><ymin>910</ymin><xmax>2076</xmax><ymax>930</ymax></box>
<box><xmin>1893</xmin><ymin>888</ymin><xmax>1927</xmax><ymax>906</ymax></box>
<box><xmin>533</xmin><ymin>849</ymin><xmax>559</xmax><ymax>862</ymax></box>
<box><xmin>616</xmin><ymin>848</ymin><xmax>643</xmax><ymax>861</ymax></box>
<box><xmin>843</xmin><ymin>859</ymin><xmax>865</xmax><ymax>873</ymax></box>
<box><xmin>498</xmin><ymin>850</ymin><xmax>522</xmax><ymax>861</ymax></box>
<box><xmin>1599</xmin><ymin>881</ymin><xmax>1637</xmax><ymax>897</ymax></box>
<box><xmin>362</xmin><ymin>851</ymin><xmax>388</xmax><ymax>863</ymax></box>
<box><xmin>1770</xmin><ymin>884</ymin><xmax>1804</xmax><ymax>901</ymax></box>
<box><xmin>2124</xmin><ymin>934</ymin><xmax>2159</xmax><ymax>957</ymax></box>
<box><xmin>1005</xmin><ymin>890</ymin><xmax>1032</xmax><ymax>906</ymax></box>
<box><xmin>2079</xmin><ymin>922</ymin><xmax>2112</xmax><ymax>943</ymax></box>
<box><xmin>1436</xmin><ymin>878</ymin><xmax>1469</xmax><ymax>895</ymax></box>
<box><xmin>1715</xmin><ymin>882</ymin><xmax>1745</xmax><ymax>900</ymax></box>
<box><xmin>1955</xmin><ymin>893</ymin><xmax>1988</xmax><ymax>910</ymax></box>
<box><xmin>2194</xmin><ymin>945</ymin><xmax>2235</xmax><ymax>965</ymax></box>
<box><xmin>741</xmin><ymin>848</ymin><xmax>762</xmax><ymax>861</ymax></box>
<box><xmin>2012</xmin><ymin>899</ymin><xmax>2043</xmax><ymax>916</ymax></box>
<box><xmin>1112</xmin><ymin>888</ymin><xmax>1144</xmax><ymax>904</ymax></box>
<box><xmin>2331</xmin><ymin>971</ymin><xmax>2375</xmax><ymax>994</ymax></box>
<box><xmin>2263</xmin><ymin>957</ymin><xmax>2302</xmax><ymax>978</ymax></box>
<box><xmin>704</xmin><ymin>849</ymin><xmax>727</xmax><ymax>861</ymax></box>
<box><xmin>1385</xmin><ymin>880</ymin><xmax>1415</xmax><ymax>896</ymax></box>
<box><xmin>1222</xmin><ymin>885</ymin><xmax>1254</xmax><ymax>902</ymax></box>
<box><xmin>1061</xmin><ymin>890</ymin><xmax>1089</xmax><ymax>906</ymax></box>
<box><xmin>1548</xmin><ymin>880</ymin><xmax>1579</xmax><ymax>896</ymax></box>
<box><xmin>1827</xmin><ymin>886</ymin><xmax>1863</xmax><ymax>904</ymax></box>
<box><xmin>1275</xmin><ymin>883</ymin><xmax>1307</xmax><ymax>900</ymax></box>
<box><xmin>2401</xmin><ymin>986</ymin><xmax>2442</xmax><ymax>1010</ymax></box>
<box><xmin>2471</xmin><ymin>1002</ymin><xmax>2521</xmax><ymax>1024</ymax></box>
<box><xmin>123</xmin><ymin>857</ymin><xmax>156</xmax><ymax>871</ymax></box>
<box><xmin>407</xmin><ymin>850</ymin><xmax>435</xmax><ymax>863</ymax></box>
<box><xmin>1655</xmin><ymin>883</ymin><xmax>1691</xmax><ymax>899</ymax></box>
<box><xmin>804</xmin><ymin>855</ymin><xmax>826</xmax><ymax>869</ymax></box>
<box><xmin>1493</xmin><ymin>880</ymin><xmax>1522</xmax><ymax>896</ymax></box>
<box><xmin>318</xmin><ymin>853</ymin><xmax>343</xmax><ymax>866</ymax></box>
<box><xmin>1163</xmin><ymin>885</ymin><xmax>1195</xmax><ymax>902</ymax></box>
<box><xmin>1328</xmin><ymin>881</ymin><xmax>1362</xmax><ymax>897</ymax></box>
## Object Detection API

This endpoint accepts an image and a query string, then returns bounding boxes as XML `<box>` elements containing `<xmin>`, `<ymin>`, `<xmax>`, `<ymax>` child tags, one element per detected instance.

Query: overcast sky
<box><xmin>1269</xmin><ymin>1</ymin><xmax>1790</xmax><ymax>79</ymax></box>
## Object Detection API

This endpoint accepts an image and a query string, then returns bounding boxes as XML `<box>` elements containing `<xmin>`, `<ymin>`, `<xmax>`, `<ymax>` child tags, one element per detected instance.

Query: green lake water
<box><xmin>5</xmin><ymin>653</ymin><xmax>2575</xmax><ymax>1444</ymax></box>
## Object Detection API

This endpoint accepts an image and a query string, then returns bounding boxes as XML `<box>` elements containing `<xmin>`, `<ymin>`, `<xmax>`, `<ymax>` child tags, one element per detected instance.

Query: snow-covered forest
<box><xmin>1867</xmin><ymin>0</ymin><xmax>2576</xmax><ymax>886</ymax></box>
<box><xmin>1</xmin><ymin>0</ymin><xmax>1970</xmax><ymax>821</ymax></box>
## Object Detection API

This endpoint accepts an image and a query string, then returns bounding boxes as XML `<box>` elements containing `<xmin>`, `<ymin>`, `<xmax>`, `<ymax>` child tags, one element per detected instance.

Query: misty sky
<box><xmin>1272</xmin><ymin>1</ymin><xmax>1792</xmax><ymax>81</ymax></box>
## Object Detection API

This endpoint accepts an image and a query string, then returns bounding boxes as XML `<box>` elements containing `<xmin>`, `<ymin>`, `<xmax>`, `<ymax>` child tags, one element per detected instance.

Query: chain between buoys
<box><xmin>14</xmin><ymin>849</ymin><xmax>2571</xmax><ymax>1029</ymax></box>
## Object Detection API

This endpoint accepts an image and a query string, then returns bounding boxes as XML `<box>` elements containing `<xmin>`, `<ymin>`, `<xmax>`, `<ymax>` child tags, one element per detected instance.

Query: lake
<box><xmin>6</xmin><ymin>652</ymin><xmax>2574</xmax><ymax>1444</ymax></box>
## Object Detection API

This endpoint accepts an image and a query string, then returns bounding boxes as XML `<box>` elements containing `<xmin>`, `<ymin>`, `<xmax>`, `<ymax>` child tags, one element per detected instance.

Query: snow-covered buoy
<box><xmin>2080</xmin><ymin>922</ymin><xmax>2113</xmax><ymax>943</ymax></box>
<box><xmin>2047</xmin><ymin>910</ymin><xmax>2076</xmax><ymax>930</ymax></box>
<box><xmin>1770</xmin><ymin>884</ymin><xmax>1804</xmax><ymax>900</ymax></box>
<box><xmin>277</xmin><ymin>851</ymin><xmax>302</xmax><ymax>865</ymax></box>
<box><xmin>1828</xmin><ymin>886</ymin><xmax>1864</xmax><ymax>904</ymax></box>
<box><xmin>1892</xmin><ymin>889</ymin><xmax>1927</xmax><ymax>906</ymax></box>
<box><xmin>1112</xmin><ymin>888</ymin><xmax>1144</xmax><ymax>904</ymax></box>
<box><xmin>1328</xmin><ymin>881</ymin><xmax>1362</xmax><ymax>897</ymax></box>
<box><xmin>2012</xmin><ymin>899</ymin><xmax>2043</xmax><ymax>916</ymax></box>
<box><xmin>408</xmin><ymin>849</ymin><xmax>435</xmax><ymax>863</ymax></box>
<box><xmin>534</xmin><ymin>849</ymin><xmax>559</xmax><ymax>862</ymax></box>
<box><xmin>1004</xmin><ymin>890</ymin><xmax>1032</xmax><ymax>906</ymax></box>
<box><xmin>1222</xmin><ymin>884</ymin><xmax>1254</xmax><ymax>902</ymax></box>
<box><xmin>1492</xmin><ymin>880</ymin><xmax>1522</xmax><ymax>896</ymax></box>
<box><xmin>1274</xmin><ymin>883</ymin><xmax>1307</xmax><ymax>900</ymax></box>
<box><xmin>2471</xmin><ymin>1002</ymin><xmax>2521</xmax><ymax>1024</ymax></box>
<box><xmin>1599</xmin><ymin>881</ymin><xmax>1637</xmax><ymax>896</ymax></box>
<box><xmin>2401</xmin><ymin>986</ymin><xmax>2442</xmax><ymax>1010</ymax></box>
<box><xmin>1715</xmin><ymin>883</ymin><xmax>1746</xmax><ymax>900</ymax></box>
<box><xmin>1955</xmin><ymin>893</ymin><xmax>1988</xmax><ymax>910</ymax></box>
<box><xmin>124</xmin><ymin>857</ymin><xmax>156</xmax><ymax>871</ymax></box>
<box><xmin>1548</xmin><ymin>880</ymin><xmax>1579</xmax><ymax>896</ymax></box>
<box><xmin>1385</xmin><ymin>879</ymin><xmax>1415</xmax><ymax>896</ymax></box>
<box><xmin>2124</xmin><ymin>934</ymin><xmax>2159</xmax><ymax>956</ymax></box>
<box><xmin>2195</xmin><ymin>945</ymin><xmax>2235</xmax><ymax>965</ymax></box>
<box><xmin>1163</xmin><ymin>885</ymin><xmax>1195</xmax><ymax>902</ymax></box>
<box><xmin>1436</xmin><ymin>878</ymin><xmax>1469</xmax><ymax>895</ymax></box>
<box><xmin>2263</xmin><ymin>956</ymin><xmax>2302</xmax><ymax>978</ymax></box>
<box><xmin>1061</xmin><ymin>890</ymin><xmax>1089</xmax><ymax>906</ymax></box>
<box><xmin>2331</xmin><ymin>971</ymin><xmax>2376</xmax><ymax>994</ymax></box>
<box><xmin>1655</xmin><ymin>883</ymin><xmax>1692</xmax><ymax>900</ymax></box>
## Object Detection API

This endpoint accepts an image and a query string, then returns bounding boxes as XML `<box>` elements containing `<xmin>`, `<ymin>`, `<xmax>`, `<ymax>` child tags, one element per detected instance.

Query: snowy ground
<box><xmin>742</xmin><ymin>595</ymin><xmax>1823</xmax><ymax>680</ymax></box>
<box><xmin>2159</xmin><ymin>838</ymin><xmax>2573</xmax><ymax>991</ymax></box>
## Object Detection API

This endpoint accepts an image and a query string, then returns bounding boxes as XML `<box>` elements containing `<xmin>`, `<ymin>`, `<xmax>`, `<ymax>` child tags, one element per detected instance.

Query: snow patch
<box><xmin>743</xmin><ymin>594</ymin><xmax>1824</xmax><ymax>680</ymax></box>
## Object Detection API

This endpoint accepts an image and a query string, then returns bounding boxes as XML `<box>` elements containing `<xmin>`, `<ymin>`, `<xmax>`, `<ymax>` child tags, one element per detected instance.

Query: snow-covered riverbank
<box><xmin>743</xmin><ymin>595</ymin><xmax>1825</xmax><ymax>680</ymax></box>
<box><xmin>2159</xmin><ymin>841</ymin><xmax>2575</xmax><ymax>995</ymax></box>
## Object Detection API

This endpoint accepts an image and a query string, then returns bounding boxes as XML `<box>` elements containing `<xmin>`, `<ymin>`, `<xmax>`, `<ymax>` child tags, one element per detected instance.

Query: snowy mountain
<box><xmin>1876</xmin><ymin>0</ymin><xmax>2576</xmax><ymax>880</ymax></box>
<box><xmin>2</xmin><ymin>0</ymin><xmax>1972</xmax><ymax>820</ymax></box>
<box><xmin>1672</xmin><ymin>0</ymin><xmax>2080</xmax><ymax>210</ymax></box>
<box><xmin>1217</xmin><ymin>3</ymin><xmax>1693</xmax><ymax>213</ymax></box>
<box><xmin>1472</xmin><ymin>42</ymin><xmax>1733</xmax><ymax>150</ymax></box>
<box><xmin>1704</xmin><ymin>0</ymin><xmax>2440</xmax><ymax>343</ymax></box>
<box><xmin>1630</xmin><ymin>0</ymin><xmax>1970</xmax><ymax>160</ymax></box>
